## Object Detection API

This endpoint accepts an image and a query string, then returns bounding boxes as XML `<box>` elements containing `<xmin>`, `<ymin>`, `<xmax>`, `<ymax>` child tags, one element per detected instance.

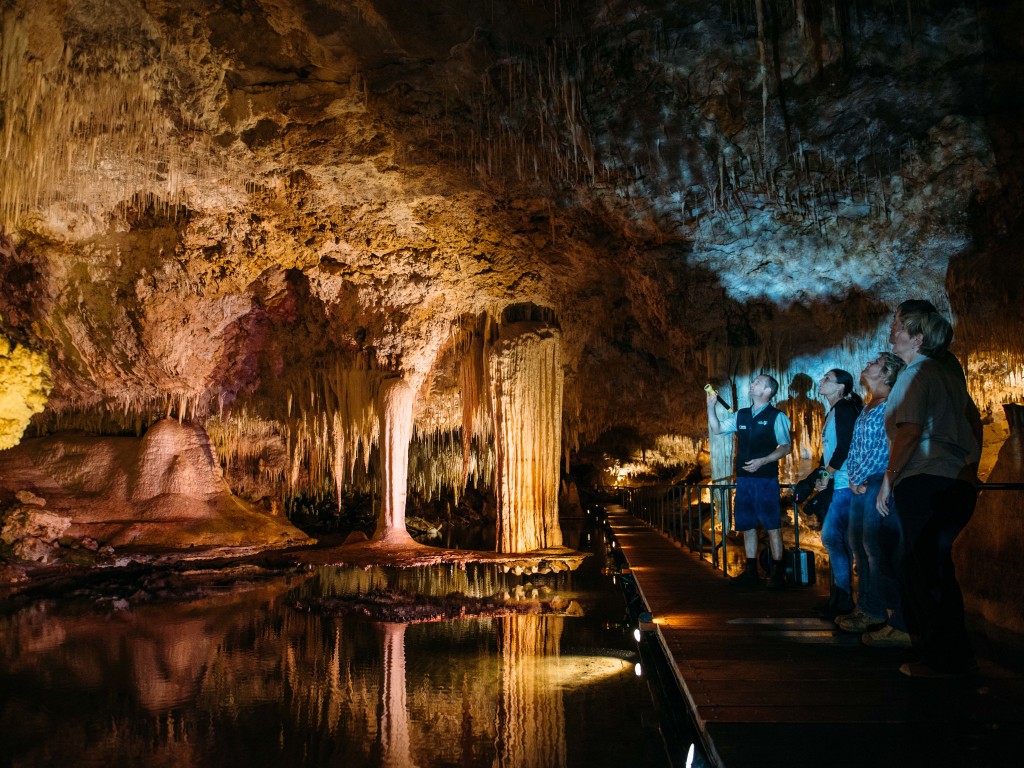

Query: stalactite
<box><xmin>489</xmin><ymin>321</ymin><xmax>563</xmax><ymax>553</ymax></box>
<box><xmin>407</xmin><ymin>429</ymin><xmax>494</xmax><ymax>502</ymax></box>
<box><xmin>0</xmin><ymin>9</ymin><xmax>205</xmax><ymax>229</ymax></box>
<box><xmin>754</xmin><ymin>0</ymin><xmax>770</xmax><ymax>152</ymax></box>
<box><xmin>459</xmin><ymin>314</ymin><xmax>495</xmax><ymax>487</ymax></box>
<box><xmin>282</xmin><ymin>362</ymin><xmax>382</xmax><ymax>501</ymax></box>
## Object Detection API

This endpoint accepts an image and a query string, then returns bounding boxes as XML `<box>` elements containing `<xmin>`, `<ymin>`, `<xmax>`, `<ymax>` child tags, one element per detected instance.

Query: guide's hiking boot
<box><xmin>861</xmin><ymin>624</ymin><xmax>912</xmax><ymax>648</ymax></box>
<box><xmin>766</xmin><ymin>562</ymin><xmax>786</xmax><ymax>590</ymax></box>
<box><xmin>728</xmin><ymin>568</ymin><xmax>762</xmax><ymax>587</ymax></box>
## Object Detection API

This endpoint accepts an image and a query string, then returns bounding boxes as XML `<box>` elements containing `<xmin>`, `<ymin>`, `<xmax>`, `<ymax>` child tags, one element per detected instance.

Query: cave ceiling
<box><xmin>1</xmin><ymin>0</ymin><xmax>1023</xmax><ymax>464</ymax></box>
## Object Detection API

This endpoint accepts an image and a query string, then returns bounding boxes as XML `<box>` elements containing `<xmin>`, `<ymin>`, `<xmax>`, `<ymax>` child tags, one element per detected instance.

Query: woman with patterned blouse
<box><xmin>836</xmin><ymin>352</ymin><xmax>908</xmax><ymax>644</ymax></box>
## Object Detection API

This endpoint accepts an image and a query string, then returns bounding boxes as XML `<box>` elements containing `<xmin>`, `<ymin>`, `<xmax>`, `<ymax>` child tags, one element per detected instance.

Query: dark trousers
<box><xmin>893</xmin><ymin>473</ymin><xmax>977</xmax><ymax>671</ymax></box>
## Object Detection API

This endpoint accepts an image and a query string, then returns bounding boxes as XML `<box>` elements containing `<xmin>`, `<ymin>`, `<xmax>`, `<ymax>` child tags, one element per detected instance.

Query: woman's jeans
<box><xmin>850</xmin><ymin>474</ymin><xmax>904</xmax><ymax>626</ymax></box>
<box><xmin>821</xmin><ymin>487</ymin><xmax>853</xmax><ymax>593</ymax></box>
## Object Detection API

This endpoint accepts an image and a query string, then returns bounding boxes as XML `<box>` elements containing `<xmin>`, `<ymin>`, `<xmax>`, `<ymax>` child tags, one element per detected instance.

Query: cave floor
<box><xmin>606</xmin><ymin>506</ymin><xmax>1024</xmax><ymax>768</ymax></box>
<box><xmin>0</xmin><ymin>539</ymin><xmax>590</xmax><ymax>600</ymax></box>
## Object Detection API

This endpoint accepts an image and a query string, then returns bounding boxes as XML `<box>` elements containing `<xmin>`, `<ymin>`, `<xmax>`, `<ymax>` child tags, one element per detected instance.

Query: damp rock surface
<box><xmin>0</xmin><ymin>419</ymin><xmax>313</xmax><ymax>564</ymax></box>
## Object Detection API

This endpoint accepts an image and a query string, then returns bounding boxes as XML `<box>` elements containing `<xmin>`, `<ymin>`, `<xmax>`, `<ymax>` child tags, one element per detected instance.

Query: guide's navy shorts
<box><xmin>733</xmin><ymin>476</ymin><xmax>781</xmax><ymax>532</ymax></box>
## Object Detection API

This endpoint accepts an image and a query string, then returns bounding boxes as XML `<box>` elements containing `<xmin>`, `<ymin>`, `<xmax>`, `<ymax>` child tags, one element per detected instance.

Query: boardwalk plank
<box><xmin>605</xmin><ymin>506</ymin><xmax>1024</xmax><ymax>767</ymax></box>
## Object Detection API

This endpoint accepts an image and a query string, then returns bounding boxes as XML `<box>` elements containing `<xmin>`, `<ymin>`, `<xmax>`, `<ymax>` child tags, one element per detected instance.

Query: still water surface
<box><xmin>0</xmin><ymin>533</ymin><xmax>675</xmax><ymax>767</ymax></box>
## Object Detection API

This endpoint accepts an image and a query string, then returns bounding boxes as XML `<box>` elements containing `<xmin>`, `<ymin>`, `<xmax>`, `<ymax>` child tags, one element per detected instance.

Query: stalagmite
<box><xmin>489</xmin><ymin>322</ymin><xmax>563</xmax><ymax>553</ymax></box>
<box><xmin>372</xmin><ymin>377</ymin><xmax>416</xmax><ymax>545</ymax></box>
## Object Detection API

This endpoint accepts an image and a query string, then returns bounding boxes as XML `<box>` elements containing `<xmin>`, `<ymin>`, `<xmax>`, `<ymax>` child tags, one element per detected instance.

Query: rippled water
<box><xmin>0</xmin><ymin>530</ymin><xmax>676</xmax><ymax>767</ymax></box>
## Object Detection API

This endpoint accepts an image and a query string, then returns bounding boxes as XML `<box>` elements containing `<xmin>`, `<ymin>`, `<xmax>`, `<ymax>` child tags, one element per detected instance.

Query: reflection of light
<box><xmin>515</xmin><ymin>655</ymin><xmax>637</xmax><ymax>688</ymax></box>
<box><xmin>686</xmin><ymin>743</ymin><xmax>695</xmax><ymax>768</ymax></box>
<box><xmin>633</xmin><ymin>628</ymin><xmax>641</xmax><ymax>642</ymax></box>
<box><xmin>634</xmin><ymin>662</ymin><xmax>642</xmax><ymax>677</ymax></box>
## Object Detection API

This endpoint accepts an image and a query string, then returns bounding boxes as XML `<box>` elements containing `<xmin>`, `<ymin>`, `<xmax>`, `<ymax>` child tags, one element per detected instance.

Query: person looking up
<box><xmin>707</xmin><ymin>374</ymin><xmax>793</xmax><ymax>588</ymax></box>
<box><xmin>839</xmin><ymin>352</ymin><xmax>909</xmax><ymax>646</ymax></box>
<box><xmin>814</xmin><ymin>369</ymin><xmax>864</xmax><ymax>618</ymax></box>
<box><xmin>878</xmin><ymin>308</ymin><xmax>981</xmax><ymax>678</ymax></box>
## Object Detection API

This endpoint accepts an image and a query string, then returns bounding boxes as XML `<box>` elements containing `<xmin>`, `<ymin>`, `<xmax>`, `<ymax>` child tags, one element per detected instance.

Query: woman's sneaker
<box><xmin>861</xmin><ymin>624</ymin><xmax>912</xmax><ymax>648</ymax></box>
<box><xmin>836</xmin><ymin>608</ymin><xmax>887</xmax><ymax>634</ymax></box>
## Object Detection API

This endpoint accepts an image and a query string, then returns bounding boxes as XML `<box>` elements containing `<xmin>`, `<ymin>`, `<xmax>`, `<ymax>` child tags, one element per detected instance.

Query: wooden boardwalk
<box><xmin>606</xmin><ymin>506</ymin><xmax>1024</xmax><ymax>768</ymax></box>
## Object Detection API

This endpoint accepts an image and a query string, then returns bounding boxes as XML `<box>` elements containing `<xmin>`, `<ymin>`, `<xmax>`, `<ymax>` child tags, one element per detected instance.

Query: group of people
<box><xmin>706</xmin><ymin>299</ymin><xmax>982</xmax><ymax>678</ymax></box>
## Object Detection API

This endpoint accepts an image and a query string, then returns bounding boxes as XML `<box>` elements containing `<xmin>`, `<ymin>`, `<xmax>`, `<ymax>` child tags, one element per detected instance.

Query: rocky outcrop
<box><xmin>0</xmin><ymin>419</ymin><xmax>312</xmax><ymax>565</ymax></box>
<box><xmin>0</xmin><ymin>323</ymin><xmax>51</xmax><ymax>450</ymax></box>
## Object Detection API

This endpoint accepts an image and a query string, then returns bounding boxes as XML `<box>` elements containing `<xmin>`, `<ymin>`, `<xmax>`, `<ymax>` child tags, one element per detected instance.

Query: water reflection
<box><xmin>380</xmin><ymin>623</ymin><xmax>413</xmax><ymax>768</ymax></box>
<box><xmin>0</xmin><ymin>563</ymin><xmax>666</xmax><ymax>767</ymax></box>
<box><xmin>496</xmin><ymin>614</ymin><xmax>566</xmax><ymax>768</ymax></box>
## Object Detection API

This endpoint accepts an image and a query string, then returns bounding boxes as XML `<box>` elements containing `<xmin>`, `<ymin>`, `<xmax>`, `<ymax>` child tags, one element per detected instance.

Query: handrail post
<box><xmin>720</xmin><ymin>485</ymin><xmax>728</xmax><ymax>574</ymax></box>
<box><xmin>710</xmin><ymin>486</ymin><xmax>719</xmax><ymax>569</ymax></box>
<box><xmin>688</xmin><ymin>487</ymin><xmax>696</xmax><ymax>552</ymax></box>
<box><xmin>675</xmin><ymin>485</ymin><xmax>682</xmax><ymax>543</ymax></box>
<box><xmin>698</xmin><ymin>486</ymin><xmax>705</xmax><ymax>562</ymax></box>
<box><xmin>791</xmin><ymin>484</ymin><xmax>801</xmax><ymax>551</ymax></box>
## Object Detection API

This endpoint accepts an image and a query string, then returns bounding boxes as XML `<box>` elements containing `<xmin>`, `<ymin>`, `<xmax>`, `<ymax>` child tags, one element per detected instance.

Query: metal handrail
<box><xmin>610</xmin><ymin>480</ymin><xmax>1023</xmax><ymax>577</ymax></box>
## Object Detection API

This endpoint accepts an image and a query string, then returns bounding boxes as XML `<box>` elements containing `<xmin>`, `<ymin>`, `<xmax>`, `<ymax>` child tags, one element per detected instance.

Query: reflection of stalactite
<box><xmin>380</xmin><ymin>623</ymin><xmax>415</xmax><ymax>768</ymax></box>
<box><xmin>373</xmin><ymin>378</ymin><xmax>416</xmax><ymax>544</ymax></box>
<box><xmin>489</xmin><ymin>322</ymin><xmax>563</xmax><ymax>553</ymax></box>
<box><xmin>494</xmin><ymin>615</ymin><xmax>566</xmax><ymax>768</ymax></box>
<box><xmin>313</xmin><ymin>563</ymin><xmax>574</xmax><ymax>605</ymax></box>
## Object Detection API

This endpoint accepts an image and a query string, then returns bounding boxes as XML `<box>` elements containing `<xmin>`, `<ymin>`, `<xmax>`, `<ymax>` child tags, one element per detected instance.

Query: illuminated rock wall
<box><xmin>956</xmin><ymin>414</ymin><xmax>1024</xmax><ymax>635</ymax></box>
<box><xmin>489</xmin><ymin>322</ymin><xmax>563</xmax><ymax>553</ymax></box>
<box><xmin>0</xmin><ymin>326</ymin><xmax>50</xmax><ymax>451</ymax></box>
<box><xmin>0</xmin><ymin>418</ymin><xmax>312</xmax><ymax>555</ymax></box>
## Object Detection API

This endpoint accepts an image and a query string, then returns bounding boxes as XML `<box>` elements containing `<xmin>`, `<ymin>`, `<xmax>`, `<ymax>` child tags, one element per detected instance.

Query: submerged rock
<box><xmin>0</xmin><ymin>505</ymin><xmax>71</xmax><ymax>564</ymax></box>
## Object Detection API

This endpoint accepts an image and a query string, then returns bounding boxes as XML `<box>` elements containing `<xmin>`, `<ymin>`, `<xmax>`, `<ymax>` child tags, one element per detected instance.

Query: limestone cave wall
<box><xmin>0</xmin><ymin>0</ymin><xmax>1022</xmax><ymax>499</ymax></box>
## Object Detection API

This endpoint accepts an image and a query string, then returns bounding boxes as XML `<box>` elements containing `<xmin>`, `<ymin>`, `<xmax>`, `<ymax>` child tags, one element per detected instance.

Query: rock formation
<box><xmin>489</xmin><ymin>321</ymin><xmax>563</xmax><ymax>552</ymax></box>
<box><xmin>0</xmin><ymin>418</ymin><xmax>312</xmax><ymax>561</ymax></box>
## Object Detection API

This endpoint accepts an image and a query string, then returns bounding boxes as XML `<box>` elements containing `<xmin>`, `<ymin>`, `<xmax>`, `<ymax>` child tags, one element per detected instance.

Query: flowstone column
<box><xmin>372</xmin><ymin>377</ymin><xmax>416</xmax><ymax>545</ymax></box>
<box><xmin>488</xmin><ymin>322</ymin><xmax>563</xmax><ymax>553</ymax></box>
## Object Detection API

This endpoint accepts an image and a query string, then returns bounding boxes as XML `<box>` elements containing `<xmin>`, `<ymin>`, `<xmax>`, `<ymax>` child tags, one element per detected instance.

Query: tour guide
<box><xmin>706</xmin><ymin>374</ymin><xmax>793</xmax><ymax>588</ymax></box>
